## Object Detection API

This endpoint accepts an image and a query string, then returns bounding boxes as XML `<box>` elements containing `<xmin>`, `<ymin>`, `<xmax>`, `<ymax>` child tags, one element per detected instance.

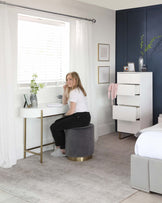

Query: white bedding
<box><xmin>135</xmin><ymin>123</ymin><xmax>162</xmax><ymax>159</ymax></box>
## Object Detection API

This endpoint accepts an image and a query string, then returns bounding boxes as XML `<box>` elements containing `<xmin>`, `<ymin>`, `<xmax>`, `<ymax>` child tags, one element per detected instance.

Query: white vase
<box><xmin>138</xmin><ymin>56</ymin><xmax>144</xmax><ymax>72</ymax></box>
<box><xmin>30</xmin><ymin>94</ymin><xmax>38</xmax><ymax>108</ymax></box>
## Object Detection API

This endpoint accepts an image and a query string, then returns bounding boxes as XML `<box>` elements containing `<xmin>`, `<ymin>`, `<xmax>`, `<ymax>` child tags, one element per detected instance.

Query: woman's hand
<box><xmin>63</xmin><ymin>84</ymin><xmax>68</xmax><ymax>91</ymax></box>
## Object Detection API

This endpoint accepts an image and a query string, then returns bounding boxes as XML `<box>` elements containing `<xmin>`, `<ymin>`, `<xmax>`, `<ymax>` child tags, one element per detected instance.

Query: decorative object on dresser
<box><xmin>138</xmin><ymin>56</ymin><xmax>144</xmax><ymax>72</ymax></box>
<box><xmin>112</xmin><ymin>72</ymin><xmax>153</xmax><ymax>139</ymax></box>
<box><xmin>139</xmin><ymin>34</ymin><xmax>162</xmax><ymax>72</ymax></box>
<box><xmin>123</xmin><ymin>65</ymin><xmax>129</xmax><ymax>72</ymax></box>
<box><xmin>128</xmin><ymin>62</ymin><xmax>135</xmax><ymax>72</ymax></box>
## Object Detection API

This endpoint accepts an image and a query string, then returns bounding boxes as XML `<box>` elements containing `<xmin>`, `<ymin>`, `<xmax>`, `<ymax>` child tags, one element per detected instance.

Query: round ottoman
<box><xmin>65</xmin><ymin>124</ymin><xmax>94</xmax><ymax>161</ymax></box>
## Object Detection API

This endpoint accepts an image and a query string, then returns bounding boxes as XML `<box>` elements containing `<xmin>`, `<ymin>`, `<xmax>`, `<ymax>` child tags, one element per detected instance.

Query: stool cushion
<box><xmin>65</xmin><ymin>124</ymin><xmax>94</xmax><ymax>157</ymax></box>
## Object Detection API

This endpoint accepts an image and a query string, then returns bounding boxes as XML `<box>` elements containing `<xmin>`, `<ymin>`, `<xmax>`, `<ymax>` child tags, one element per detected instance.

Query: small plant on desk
<box><xmin>30</xmin><ymin>73</ymin><xmax>44</xmax><ymax>95</ymax></box>
<box><xmin>30</xmin><ymin>74</ymin><xmax>44</xmax><ymax>107</ymax></box>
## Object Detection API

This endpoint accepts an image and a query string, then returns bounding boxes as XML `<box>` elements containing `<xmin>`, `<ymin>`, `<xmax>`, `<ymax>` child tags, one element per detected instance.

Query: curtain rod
<box><xmin>0</xmin><ymin>1</ymin><xmax>96</xmax><ymax>23</ymax></box>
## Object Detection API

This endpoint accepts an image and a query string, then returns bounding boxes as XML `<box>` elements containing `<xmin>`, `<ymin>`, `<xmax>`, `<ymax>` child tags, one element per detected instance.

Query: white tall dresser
<box><xmin>113</xmin><ymin>72</ymin><xmax>153</xmax><ymax>137</ymax></box>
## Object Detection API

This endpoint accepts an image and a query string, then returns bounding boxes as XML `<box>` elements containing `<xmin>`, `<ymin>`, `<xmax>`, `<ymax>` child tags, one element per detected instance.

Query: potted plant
<box><xmin>139</xmin><ymin>34</ymin><xmax>162</xmax><ymax>71</ymax></box>
<box><xmin>30</xmin><ymin>73</ymin><xmax>44</xmax><ymax>107</ymax></box>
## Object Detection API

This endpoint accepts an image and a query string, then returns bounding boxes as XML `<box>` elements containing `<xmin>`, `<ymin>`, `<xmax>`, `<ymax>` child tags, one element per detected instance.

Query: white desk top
<box><xmin>20</xmin><ymin>103</ymin><xmax>68</xmax><ymax>118</ymax></box>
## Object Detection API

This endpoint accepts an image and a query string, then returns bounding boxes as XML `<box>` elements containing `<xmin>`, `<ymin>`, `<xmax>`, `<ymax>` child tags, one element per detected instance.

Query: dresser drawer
<box><xmin>118</xmin><ymin>73</ymin><xmax>141</xmax><ymax>84</ymax></box>
<box><xmin>117</xmin><ymin>84</ymin><xmax>140</xmax><ymax>96</ymax></box>
<box><xmin>113</xmin><ymin>105</ymin><xmax>140</xmax><ymax>121</ymax></box>
<box><xmin>117</xmin><ymin>95</ymin><xmax>140</xmax><ymax>106</ymax></box>
<box><xmin>117</xmin><ymin>120</ymin><xmax>141</xmax><ymax>134</ymax></box>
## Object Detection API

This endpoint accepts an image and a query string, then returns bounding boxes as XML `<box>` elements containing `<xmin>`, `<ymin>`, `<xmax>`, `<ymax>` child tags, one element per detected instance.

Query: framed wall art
<box><xmin>98</xmin><ymin>66</ymin><xmax>110</xmax><ymax>84</ymax></box>
<box><xmin>24</xmin><ymin>94</ymin><xmax>31</xmax><ymax>108</ymax></box>
<box><xmin>98</xmin><ymin>43</ymin><xmax>110</xmax><ymax>61</ymax></box>
<box><xmin>128</xmin><ymin>62</ymin><xmax>135</xmax><ymax>72</ymax></box>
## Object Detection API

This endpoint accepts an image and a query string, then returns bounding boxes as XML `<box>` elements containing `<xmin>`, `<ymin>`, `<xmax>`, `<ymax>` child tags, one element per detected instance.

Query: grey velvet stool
<box><xmin>65</xmin><ymin>124</ymin><xmax>94</xmax><ymax>161</ymax></box>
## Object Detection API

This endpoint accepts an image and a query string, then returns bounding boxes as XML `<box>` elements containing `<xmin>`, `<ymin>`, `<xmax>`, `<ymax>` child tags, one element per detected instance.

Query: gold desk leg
<box><xmin>24</xmin><ymin>118</ymin><xmax>26</xmax><ymax>158</ymax></box>
<box><xmin>40</xmin><ymin>110</ymin><xmax>43</xmax><ymax>163</ymax></box>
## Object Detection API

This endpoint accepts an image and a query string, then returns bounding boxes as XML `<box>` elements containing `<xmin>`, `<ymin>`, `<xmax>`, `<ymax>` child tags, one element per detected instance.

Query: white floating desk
<box><xmin>20</xmin><ymin>104</ymin><xmax>68</xmax><ymax>163</ymax></box>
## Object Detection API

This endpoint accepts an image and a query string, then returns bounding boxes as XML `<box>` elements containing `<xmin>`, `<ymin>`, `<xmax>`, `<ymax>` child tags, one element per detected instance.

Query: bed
<box><xmin>131</xmin><ymin>114</ymin><xmax>162</xmax><ymax>194</ymax></box>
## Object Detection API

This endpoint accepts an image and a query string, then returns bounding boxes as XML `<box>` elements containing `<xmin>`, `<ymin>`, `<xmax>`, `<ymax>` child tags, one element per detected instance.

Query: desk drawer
<box><xmin>117</xmin><ymin>95</ymin><xmax>140</xmax><ymax>106</ymax></box>
<box><xmin>118</xmin><ymin>73</ymin><xmax>141</xmax><ymax>84</ymax></box>
<box><xmin>117</xmin><ymin>84</ymin><xmax>140</xmax><ymax>96</ymax></box>
<box><xmin>113</xmin><ymin>105</ymin><xmax>140</xmax><ymax>121</ymax></box>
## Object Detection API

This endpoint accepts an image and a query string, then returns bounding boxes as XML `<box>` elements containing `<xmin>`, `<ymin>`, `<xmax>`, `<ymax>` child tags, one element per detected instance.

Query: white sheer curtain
<box><xmin>70</xmin><ymin>20</ymin><xmax>98</xmax><ymax>140</ymax></box>
<box><xmin>0</xmin><ymin>5</ymin><xmax>18</xmax><ymax>168</ymax></box>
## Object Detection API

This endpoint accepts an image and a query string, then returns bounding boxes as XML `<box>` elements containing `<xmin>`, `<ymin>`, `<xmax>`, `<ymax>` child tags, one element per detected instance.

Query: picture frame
<box><xmin>24</xmin><ymin>94</ymin><xmax>31</xmax><ymax>108</ymax></box>
<box><xmin>128</xmin><ymin>62</ymin><xmax>135</xmax><ymax>72</ymax></box>
<box><xmin>123</xmin><ymin>66</ymin><xmax>129</xmax><ymax>72</ymax></box>
<box><xmin>98</xmin><ymin>43</ymin><xmax>110</xmax><ymax>61</ymax></box>
<box><xmin>98</xmin><ymin>66</ymin><xmax>110</xmax><ymax>84</ymax></box>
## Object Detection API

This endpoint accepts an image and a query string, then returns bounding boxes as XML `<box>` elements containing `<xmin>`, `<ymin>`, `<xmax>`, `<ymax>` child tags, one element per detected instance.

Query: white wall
<box><xmin>7</xmin><ymin>0</ymin><xmax>115</xmax><ymax>159</ymax></box>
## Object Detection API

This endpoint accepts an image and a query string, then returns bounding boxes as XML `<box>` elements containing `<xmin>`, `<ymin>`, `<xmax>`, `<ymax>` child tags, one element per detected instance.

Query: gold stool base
<box><xmin>67</xmin><ymin>155</ymin><xmax>92</xmax><ymax>162</ymax></box>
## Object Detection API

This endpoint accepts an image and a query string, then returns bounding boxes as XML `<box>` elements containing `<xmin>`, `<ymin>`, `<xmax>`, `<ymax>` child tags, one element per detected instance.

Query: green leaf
<box><xmin>140</xmin><ymin>51</ymin><xmax>144</xmax><ymax>56</ymax></box>
<box><xmin>30</xmin><ymin>74</ymin><xmax>44</xmax><ymax>94</ymax></box>
<box><xmin>39</xmin><ymin>83</ymin><xmax>45</xmax><ymax>88</ymax></box>
<box><xmin>140</xmin><ymin>34</ymin><xmax>144</xmax><ymax>50</ymax></box>
<box><xmin>140</xmin><ymin>34</ymin><xmax>162</xmax><ymax>55</ymax></box>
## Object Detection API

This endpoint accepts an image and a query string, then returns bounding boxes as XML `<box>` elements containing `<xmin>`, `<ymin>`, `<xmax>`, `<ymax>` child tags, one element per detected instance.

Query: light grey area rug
<box><xmin>0</xmin><ymin>133</ymin><xmax>137</xmax><ymax>203</ymax></box>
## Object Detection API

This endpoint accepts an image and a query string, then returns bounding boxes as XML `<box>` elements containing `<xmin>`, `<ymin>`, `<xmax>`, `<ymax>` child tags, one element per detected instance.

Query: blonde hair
<box><xmin>66</xmin><ymin>72</ymin><xmax>87</xmax><ymax>97</ymax></box>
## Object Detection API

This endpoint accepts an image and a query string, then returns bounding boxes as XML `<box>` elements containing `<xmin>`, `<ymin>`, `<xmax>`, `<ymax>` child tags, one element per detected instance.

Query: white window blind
<box><xmin>17</xmin><ymin>14</ymin><xmax>70</xmax><ymax>84</ymax></box>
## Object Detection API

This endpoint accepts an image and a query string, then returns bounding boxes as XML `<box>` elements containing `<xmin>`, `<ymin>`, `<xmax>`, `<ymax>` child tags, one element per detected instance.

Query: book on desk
<box><xmin>47</xmin><ymin>103</ymin><xmax>63</xmax><ymax>108</ymax></box>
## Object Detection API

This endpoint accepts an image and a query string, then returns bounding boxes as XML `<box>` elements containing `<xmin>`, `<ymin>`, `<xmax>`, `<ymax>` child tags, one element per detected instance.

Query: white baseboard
<box><xmin>97</xmin><ymin>121</ymin><xmax>115</xmax><ymax>137</ymax></box>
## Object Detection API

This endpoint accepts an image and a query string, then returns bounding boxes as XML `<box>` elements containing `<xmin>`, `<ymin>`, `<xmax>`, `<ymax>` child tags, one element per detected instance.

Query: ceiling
<box><xmin>75</xmin><ymin>0</ymin><xmax>162</xmax><ymax>10</ymax></box>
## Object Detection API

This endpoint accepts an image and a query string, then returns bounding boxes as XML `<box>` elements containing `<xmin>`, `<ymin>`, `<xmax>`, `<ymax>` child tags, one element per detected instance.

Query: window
<box><xmin>18</xmin><ymin>14</ymin><xmax>70</xmax><ymax>85</ymax></box>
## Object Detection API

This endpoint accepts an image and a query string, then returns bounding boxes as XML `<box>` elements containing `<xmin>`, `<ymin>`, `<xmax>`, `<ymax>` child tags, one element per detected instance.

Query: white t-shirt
<box><xmin>68</xmin><ymin>88</ymin><xmax>88</xmax><ymax>113</ymax></box>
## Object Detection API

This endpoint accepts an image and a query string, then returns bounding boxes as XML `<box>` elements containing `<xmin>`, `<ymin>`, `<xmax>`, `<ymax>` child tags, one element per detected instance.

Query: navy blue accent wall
<box><xmin>116</xmin><ymin>5</ymin><xmax>162</xmax><ymax>124</ymax></box>
<box><xmin>116</xmin><ymin>12</ymin><xmax>127</xmax><ymax>73</ymax></box>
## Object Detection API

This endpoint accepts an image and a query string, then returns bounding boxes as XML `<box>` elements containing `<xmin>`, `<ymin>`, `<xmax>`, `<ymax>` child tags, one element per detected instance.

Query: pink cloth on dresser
<box><xmin>108</xmin><ymin>83</ymin><xmax>118</xmax><ymax>104</ymax></box>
